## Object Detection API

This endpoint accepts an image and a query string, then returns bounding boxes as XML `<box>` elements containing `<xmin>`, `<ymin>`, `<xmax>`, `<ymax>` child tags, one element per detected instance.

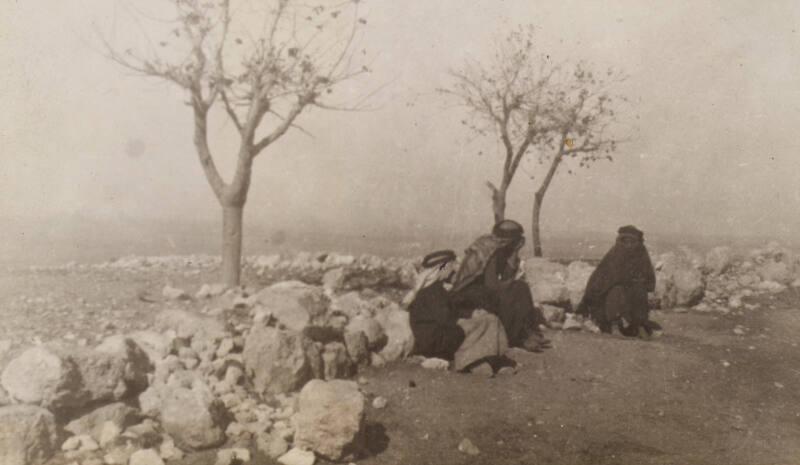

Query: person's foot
<box><xmin>521</xmin><ymin>332</ymin><xmax>550</xmax><ymax>352</ymax></box>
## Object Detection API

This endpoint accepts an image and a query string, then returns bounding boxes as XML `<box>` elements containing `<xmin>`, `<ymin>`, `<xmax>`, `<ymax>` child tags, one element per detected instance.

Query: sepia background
<box><xmin>2</xmin><ymin>0</ymin><xmax>799</xmax><ymax>262</ymax></box>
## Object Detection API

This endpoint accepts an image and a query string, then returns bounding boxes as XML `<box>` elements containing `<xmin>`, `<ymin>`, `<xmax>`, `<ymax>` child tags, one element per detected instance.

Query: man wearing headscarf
<box><xmin>576</xmin><ymin>225</ymin><xmax>660</xmax><ymax>337</ymax></box>
<box><xmin>450</xmin><ymin>220</ymin><xmax>550</xmax><ymax>352</ymax></box>
<box><xmin>405</xmin><ymin>250</ymin><xmax>466</xmax><ymax>360</ymax></box>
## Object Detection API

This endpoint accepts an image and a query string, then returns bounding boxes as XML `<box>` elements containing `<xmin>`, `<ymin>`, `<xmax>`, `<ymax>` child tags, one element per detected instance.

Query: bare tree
<box><xmin>100</xmin><ymin>0</ymin><xmax>371</xmax><ymax>285</ymax></box>
<box><xmin>528</xmin><ymin>63</ymin><xmax>622</xmax><ymax>256</ymax></box>
<box><xmin>441</xmin><ymin>26</ymin><xmax>623</xmax><ymax>256</ymax></box>
<box><xmin>439</xmin><ymin>26</ymin><xmax>556</xmax><ymax>224</ymax></box>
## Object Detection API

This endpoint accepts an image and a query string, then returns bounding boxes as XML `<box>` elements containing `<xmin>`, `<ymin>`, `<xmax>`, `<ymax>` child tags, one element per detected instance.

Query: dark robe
<box><xmin>408</xmin><ymin>282</ymin><xmax>466</xmax><ymax>360</ymax></box>
<box><xmin>450</xmin><ymin>242</ymin><xmax>544</xmax><ymax>347</ymax></box>
<box><xmin>577</xmin><ymin>238</ymin><xmax>657</xmax><ymax>336</ymax></box>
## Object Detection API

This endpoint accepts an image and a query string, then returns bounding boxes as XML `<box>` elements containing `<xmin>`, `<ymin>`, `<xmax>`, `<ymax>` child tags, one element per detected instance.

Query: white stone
<box><xmin>129</xmin><ymin>449</ymin><xmax>166</xmax><ymax>465</ymax></box>
<box><xmin>278</xmin><ymin>448</ymin><xmax>316</xmax><ymax>465</ymax></box>
<box><xmin>292</xmin><ymin>380</ymin><xmax>365</xmax><ymax>460</ymax></box>
<box><xmin>0</xmin><ymin>405</ymin><xmax>59</xmax><ymax>465</ymax></box>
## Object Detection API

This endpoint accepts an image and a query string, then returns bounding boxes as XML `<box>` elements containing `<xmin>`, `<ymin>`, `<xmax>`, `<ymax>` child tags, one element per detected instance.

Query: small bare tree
<box><xmin>528</xmin><ymin>62</ymin><xmax>622</xmax><ymax>256</ymax></box>
<box><xmin>440</xmin><ymin>26</ymin><xmax>556</xmax><ymax>224</ymax></box>
<box><xmin>442</xmin><ymin>27</ymin><xmax>623</xmax><ymax>256</ymax></box>
<box><xmin>101</xmin><ymin>0</ymin><xmax>371</xmax><ymax>285</ymax></box>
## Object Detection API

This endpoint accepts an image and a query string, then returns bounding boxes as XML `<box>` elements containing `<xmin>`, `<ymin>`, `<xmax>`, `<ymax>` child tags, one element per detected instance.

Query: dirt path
<box><xmin>360</xmin><ymin>308</ymin><xmax>800</xmax><ymax>465</ymax></box>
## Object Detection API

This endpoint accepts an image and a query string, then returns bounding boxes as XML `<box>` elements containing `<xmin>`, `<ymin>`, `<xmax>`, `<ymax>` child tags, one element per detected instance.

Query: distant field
<box><xmin>0</xmin><ymin>217</ymin><xmax>789</xmax><ymax>268</ymax></box>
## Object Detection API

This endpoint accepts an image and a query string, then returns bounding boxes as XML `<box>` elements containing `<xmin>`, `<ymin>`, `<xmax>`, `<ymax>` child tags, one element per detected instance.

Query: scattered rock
<box><xmin>655</xmin><ymin>252</ymin><xmax>705</xmax><ymax>308</ymax></box>
<box><xmin>64</xmin><ymin>402</ymin><xmax>141</xmax><ymax>441</ymax></box>
<box><xmin>372</xmin><ymin>396</ymin><xmax>388</xmax><ymax>409</ymax></box>
<box><xmin>346</xmin><ymin>316</ymin><xmax>386</xmax><ymax>351</ymax></box>
<box><xmin>458</xmin><ymin>438</ymin><xmax>480</xmax><ymax>455</ymax></box>
<box><xmin>129</xmin><ymin>449</ymin><xmax>166</xmax><ymax>465</ymax></box>
<box><xmin>1</xmin><ymin>344</ymin><xmax>137</xmax><ymax>412</ymax></box>
<box><xmin>162</xmin><ymin>286</ymin><xmax>190</xmax><ymax>301</ymax></box>
<box><xmin>255</xmin><ymin>282</ymin><xmax>330</xmax><ymax>332</ymax></box>
<box><xmin>196</xmin><ymin>283</ymin><xmax>227</xmax><ymax>299</ymax></box>
<box><xmin>540</xmin><ymin>304</ymin><xmax>565</xmax><ymax>325</ymax></box>
<box><xmin>293</xmin><ymin>380</ymin><xmax>366</xmax><ymax>460</ymax></box>
<box><xmin>565</xmin><ymin>261</ymin><xmax>595</xmax><ymax>308</ymax></box>
<box><xmin>0</xmin><ymin>405</ymin><xmax>59</xmax><ymax>465</ymax></box>
<box><xmin>373</xmin><ymin>305</ymin><xmax>414</xmax><ymax>362</ymax></box>
<box><xmin>525</xmin><ymin>258</ymin><xmax>568</xmax><ymax>304</ymax></box>
<box><xmin>705</xmin><ymin>246</ymin><xmax>735</xmax><ymax>275</ymax></box>
<box><xmin>154</xmin><ymin>309</ymin><xmax>226</xmax><ymax>342</ymax></box>
<box><xmin>343</xmin><ymin>331</ymin><xmax>370</xmax><ymax>367</ymax></box>
<box><xmin>158</xmin><ymin>436</ymin><xmax>185</xmax><ymax>461</ymax></box>
<box><xmin>278</xmin><ymin>448</ymin><xmax>316</xmax><ymax>465</ymax></box>
<box><xmin>158</xmin><ymin>381</ymin><xmax>228</xmax><ymax>450</ymax></box>
<box><xmin>257</xmin><ymin>432</ymin><xmax>290</xmax><ymax>459</ymax></box>
<box><xmin>98</xmin><ymin>420</ymin><xmax>123</xmax><ymax>448</ymax></box>
<box><xmin>243</xmin><ymin>326</ymin><xmax>314</xmax><ymax>396</ymax></box>
<box><xmin>420</xmin><ymin>358</ymin><xmax>450</xmax><ymax>370</ymax></box>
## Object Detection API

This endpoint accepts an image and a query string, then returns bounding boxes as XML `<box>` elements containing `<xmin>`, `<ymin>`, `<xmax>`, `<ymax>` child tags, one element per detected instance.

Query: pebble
<box><xmin>372</xmin><ymin>396</ymin><xmax>388</xmax><ymax>409</ymax></box>
<box><xmin>721</xmin><ymin>360</ymin><xmax>731</xmax><ymax>368</ymax></box>
<box><xmin>420</xmin><ymin>357</ymin><xmax>449</xmax><ymax>370</ymax></box>
<box><xmin>774</xmin><ymin>382</ymin><xmax>785</xmax><ymax>389</ymax></box>
<box><xmin>458</xmin><ymin>438</ymin><xmax>480</xmax><ymax>455</ymax></box>
<box><xmin>278</xmin><ymin>448</ymin><xmax>315</xmax><ymax>465</ymax></box>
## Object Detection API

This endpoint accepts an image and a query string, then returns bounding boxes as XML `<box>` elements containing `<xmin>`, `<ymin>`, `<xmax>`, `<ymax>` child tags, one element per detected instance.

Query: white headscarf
<box><xmin>401</xmin><ymin>263</ymin><xmax>452</xmax><ymax>308</ymax></box>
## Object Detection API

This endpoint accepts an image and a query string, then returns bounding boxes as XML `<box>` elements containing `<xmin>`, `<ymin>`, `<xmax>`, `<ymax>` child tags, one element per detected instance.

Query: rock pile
<box><xmin>0</xmin><ymin>275</ymin><xmax>415</xmax><ymax>465</ymax></box>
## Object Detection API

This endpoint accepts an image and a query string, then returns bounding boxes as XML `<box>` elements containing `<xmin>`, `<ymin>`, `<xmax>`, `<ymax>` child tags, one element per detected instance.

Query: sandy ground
<box><xmin>2</xmin><ymin>266</ymin><xmax>800</xmax><ymax>465</ymax></box>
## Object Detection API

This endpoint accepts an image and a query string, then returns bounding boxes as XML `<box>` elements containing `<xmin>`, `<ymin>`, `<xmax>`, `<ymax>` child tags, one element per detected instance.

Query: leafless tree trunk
<box><xmin>101</xmin><ymin>0</ymin><xmax>371</xmax><ymax>286</ymax></box>
<box><xmin>531</xmin><ymin>151</ymin><xmax>562</xmax><ymax>256</ymax></box>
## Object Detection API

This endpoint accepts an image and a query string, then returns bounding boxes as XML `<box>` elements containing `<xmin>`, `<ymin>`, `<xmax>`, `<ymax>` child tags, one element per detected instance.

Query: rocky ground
<box><xmin>1</xmin><ymin>244</ymin><xmax>799</xmax><ymax>465</ymax></box>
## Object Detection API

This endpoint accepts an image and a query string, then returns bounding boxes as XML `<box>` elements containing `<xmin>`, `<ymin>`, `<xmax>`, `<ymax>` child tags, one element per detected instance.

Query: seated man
<box><xmin>449</xmin><ymin>220</ymin><xmax>550</xmax><ymax>352</ymax></box>
<box><xmin>576</xmin><ymin>225</ymin><xmax>661</xmax><ymax>338</ymax></box>
<box><xmin>405</xmin><ymin>250</ymin><xmax>466</xmax><ymax>361</ymax></box>
<box><xmin>405</xmin><ymin>250</ymin><xmax>511</xmax><ymax>373</ymax></box>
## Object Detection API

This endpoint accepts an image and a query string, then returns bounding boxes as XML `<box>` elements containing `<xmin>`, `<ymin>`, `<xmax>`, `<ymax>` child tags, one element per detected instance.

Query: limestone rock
<box><xmin>256</xmin><ymin>282</ymin><xmax>330</xmax><ymax>332</ymax></box>
<box><xmin>345</xmin><ymin>315</ymin><xmax>386</xmax><ymax>351</ymax></box>
<box><xmin>565</xmin><ymin>261</ymin><xmax>595</xmax><ymax>309</ymax></box>
<box><xmin>655</xmin><ymin>252</ymin><xmax>705</xmax><ymax>308</ymax></box>
<box><xmin>0</xmin><ymin>405</ymin><xmax>58</xmax><ymax>465</ymax></box>
<box><xmin>162</xmin><ymin>286</ymin><xmax>190</xmax><ymax>301</ymax></box>
<box><xmin>292</xmin><ymin>379</ymin><xmax>366</xmax><ymax>460</ymax></box>
<box><xmin>159</xmin><ymin>380</ymin><xmax>228</xmax><ymax>450</ymax></box>
<box><xmin>243</xmin><ymin>326</ymin><xmax>314</xmax><ymax>396</ymax></box>
<box><xmin>322</xmin><ymin>342</ymin><xmax>352</xmax><ymax>380</ymax></box>
<box><xmin>257</xmin><ymin>432</ymin><xmax>289</xmax><ymax>459</ymax></box>
<box><xmin>278</xmin><ymin>448</ymin><xmax>316</xmax><ymax>465</ymax></box>
<box><xmin>129</xmin><ymin>331</ymin><xmax>175</xmax><ymax>363</ymax></box>
<box><xmin>65</xmin><ymin>402</ymin><xmax>141</xmax><ymax>442</ymax></box>
<box><xmin>1</xmin><ymin>344</ymin><xmax>134</xmax><ymax>412</ymax></box>
<box><xmin>373</xmin><ymin>305</ymin><xmax>414</xmax><ymax>362</ymax></box>
<box><xmin>129</xmin><ymin>449</ymin><xmax>165</xmax><ymax>465</ymax></box>
<box><xmin>525</xmin><ymin>258</ymin><xmax>568</xmax><ymax>304</ymax></box>
<box><xmin>153</xmin><ymin>309</ymin><xmax>226</xmax><ymax>342</ymax></box>
<box><xmin>95</xmin><ymin>335</ymin><xmax>152</xmax><ymax>393</ymax></box>
<box><xmin>343</xmin><ymin>331</ymin><xmax>369</xmax><ymax>367</ymax></box>
<box><xmin>540</xmin><ymin>304</ymin><xmax>565</xmax><ymax>325</ymax></box>
<box><xmin>704</xmin><ymin>246</ymin><xmax>735</xmax><ymax>275</ymax></box>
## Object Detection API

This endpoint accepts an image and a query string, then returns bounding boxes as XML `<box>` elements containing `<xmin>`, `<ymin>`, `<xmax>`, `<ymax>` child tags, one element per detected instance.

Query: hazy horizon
<box><xmin>3</xmin><ymin>0</ymin><xmax>800</xmax><ymax>259</ymax></box>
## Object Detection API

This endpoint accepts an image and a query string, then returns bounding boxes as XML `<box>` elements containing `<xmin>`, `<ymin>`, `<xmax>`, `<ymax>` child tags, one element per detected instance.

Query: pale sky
<box><xmin>2</xmin><ymin>0</ymin><xmax>800</xmax><ymax>241</ymax></box>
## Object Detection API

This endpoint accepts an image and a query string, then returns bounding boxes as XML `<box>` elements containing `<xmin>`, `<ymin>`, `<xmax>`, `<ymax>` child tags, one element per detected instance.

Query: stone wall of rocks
<box><xmin>0</xmin><ymin>271</ymin><xmax>417</xmax><ymax>465</ymax></box>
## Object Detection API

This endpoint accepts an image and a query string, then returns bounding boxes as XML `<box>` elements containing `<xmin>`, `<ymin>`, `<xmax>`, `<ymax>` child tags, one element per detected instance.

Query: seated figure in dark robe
<box><xmin>449</xmin><ymin>220</ymin><xmax>551</xmax><ymax>352</ymax></box>
<box><xmin>405</xmin><ymin>250</ymin><xmax>466</xmax><ymax>360</ymax></box>
<box><xmin>576</xmin><ymin>225</ymin><xmax>661</xmax><ymax>338</ymax></box>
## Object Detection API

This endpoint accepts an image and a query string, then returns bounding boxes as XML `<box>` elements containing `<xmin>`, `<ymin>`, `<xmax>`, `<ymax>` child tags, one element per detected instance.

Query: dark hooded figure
<box><xmin>450</xmin><ymin>220</ymin><xmax>550</xmax><ymax>352</ymax></box>
<box><xmin>576</xmin><ymin>225</ymin><xmax>661</xmax><ymax>337</ymax></box>
<box><xmin>406</xmin><ymin>250</ymin><xmax>466</xmax><ymax>360</ymax></box>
